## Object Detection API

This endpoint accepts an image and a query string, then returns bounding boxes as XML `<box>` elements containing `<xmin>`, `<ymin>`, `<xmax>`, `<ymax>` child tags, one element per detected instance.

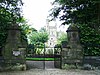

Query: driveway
<box><xmin>26</xmin><ymin>60</ymin><xmax>55</xmax><ymax>69</ymax></box>
<box><xmin>0</xmin><ymin>60</ymin><xmax>99</xmax><ymax>75</ymax></box>
<box><xmin>0</xmin><ymin>69</ymin><xmax>98</xmax><ymax>75</ymax></box>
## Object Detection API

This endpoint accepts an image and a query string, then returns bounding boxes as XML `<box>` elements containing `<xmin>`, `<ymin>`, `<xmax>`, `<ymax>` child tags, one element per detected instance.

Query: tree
<box><xmin>57</xmin><ymin>32</ymin><xmax>67</xmax><ymax>44</ymax></box>
<box><xmin>29</xmin><ymin>29</ymin><xmax>48</xmax><ymax>54</ymax></box>
<box><xmin>30</xmin><ymin>32</ymin><xmax>48</xmax><ymax>44</ymax></box>
<box><xmin>51</xmin><ymin>0</ymin><xmax>99</xmax><ymax>25</ymax></box>
<box><xmin>29</xmin><ymin>27</ymin><xmax>48</xmax><ymax>44</ymax></box>
<box><xmin>50</xmin><ymin>0</ymin><xmax>100</xmax><ymax>56</ymax></box>
<box><xmin>19</xmin><ymin>19</ymin><xmax>38</xmax><ymax>55</ymax></box>
<box><xmin>0</xmin><ymin>0</ymin><xmax>23</xmax><ymax>47</ymax></box>
<box><xmin>39</xmin><ymin>27</ymin><xmax>46</xmax><ymax>32</ymax></box>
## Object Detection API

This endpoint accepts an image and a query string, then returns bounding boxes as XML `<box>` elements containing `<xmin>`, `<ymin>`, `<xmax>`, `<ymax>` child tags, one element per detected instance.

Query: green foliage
<box><xmin>30</xmin><ymin>27</ymin><xmax>48</xmax><ymax>44</ymax></box>
<box><xmin>0</xmin><ymin>0</ymin><xmax>23</xmax><ymax>23</ymax></box>
<box><xmin>39</xmin><ymin>27</ymin><xmax>46</xmax><ymax>32</ymax></box>
<box><xmin>57</xmin><ymin>32</ymin><xmax>67</xmax><ymax>44</ymax></box>
<box><xmin>54</xmin><ymin>44</ymin><xmax>61</xmax><ymax>48</ymax></box>
<box><xmin>19</xmin><ymin>18</ymin><xmax>30</xmax><ymax>42</ymax></box>
<box><xmin>19</xmin><ymin>18</ymin><xmax>38</xmax><ymax>53</ymax></box>
<box><xmin>30</xmin><ymin>32</ymin><xmax>49</xmax><ymax>44</ymax></box>
<box><xmin>0</xmin><ymin>0</ymin><xmax>23</xmax><ymax>47</ymax></box>
<box><xmin>28</xmin><ymin>28</ymin><xmax>48</xmax><ymax>54</ymax></box>
<box><xmin>78</xmin><ymin>23</ymin><xmax>100</xmax><ymax>56</ymax></box>
<box><xmin>50</xmin><ymin>0</ymin><xmax>100</xmax><ymax>56</ymax></box>
<box><xmin>51</xmin><ymin>0</ymin><xmax>99</xmax><ymax>25</ymax></box>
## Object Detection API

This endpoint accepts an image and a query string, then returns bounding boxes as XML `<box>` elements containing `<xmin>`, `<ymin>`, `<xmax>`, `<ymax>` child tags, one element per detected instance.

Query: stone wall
<box><xmin>61</xmin><ymin>25</ymin><xmax>100</xmax><ymax>70</ymax></box>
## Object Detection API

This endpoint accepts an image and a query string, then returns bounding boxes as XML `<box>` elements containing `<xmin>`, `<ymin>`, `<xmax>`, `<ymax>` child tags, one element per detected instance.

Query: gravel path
<box><xmin>26</xmin><ymin>61</ymin><xmax>55</xmax><ymax>69</ymax></box>
<box><xmin>0</xmin><ymin>69</ymin><xmax>98</xmax><ymax>75</ymax></box>
<box><xmin>0</xmin><ymin>60</ymin><xmax>99</xmax><ymax>75</ymax></box>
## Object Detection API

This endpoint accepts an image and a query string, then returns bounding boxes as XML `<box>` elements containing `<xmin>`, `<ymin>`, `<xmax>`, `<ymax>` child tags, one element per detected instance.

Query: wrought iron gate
<box><xmin>26</xmin><ymin>46</ymin><xmax>62</xmax><ymax>69</ymax></box>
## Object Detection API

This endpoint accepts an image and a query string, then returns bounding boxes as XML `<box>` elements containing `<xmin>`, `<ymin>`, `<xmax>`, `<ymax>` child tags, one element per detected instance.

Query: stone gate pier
<box><xmin>61</xmin><ymin>25</ymin><xmax>83</xmax><ymax>69</ymax></box>
<box><xmin>0</xmin><ymin>23</ymin><xmax>27</xmax><ymax>71</ymax></box>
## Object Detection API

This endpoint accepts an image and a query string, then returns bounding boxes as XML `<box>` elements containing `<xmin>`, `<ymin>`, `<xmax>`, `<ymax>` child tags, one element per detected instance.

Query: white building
<box><xmin>45</xmin><ymin>19</ymin><xmax>57</xmax><ymax>48</ymax></box>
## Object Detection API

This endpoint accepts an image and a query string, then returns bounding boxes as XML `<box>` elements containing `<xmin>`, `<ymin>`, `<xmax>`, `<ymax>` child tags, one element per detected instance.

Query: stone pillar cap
<box><xmin>66</xmin><ymin>25</ymin><xmax>79</xmax><ymax>32</ymax></box>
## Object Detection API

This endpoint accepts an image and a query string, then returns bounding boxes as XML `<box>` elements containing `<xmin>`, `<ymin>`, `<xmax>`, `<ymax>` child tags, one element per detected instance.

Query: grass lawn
<box><xmin>26</xmin><ymin>57</ymin><xmax>55</xmax><ymax>61</ymax></box>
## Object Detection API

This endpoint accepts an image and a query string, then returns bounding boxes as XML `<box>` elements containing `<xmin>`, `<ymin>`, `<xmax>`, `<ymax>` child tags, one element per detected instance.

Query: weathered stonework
<box><xmin>61</xmin><ymin>25</ymin><xmax>83</xmax><ymax>69</ymax></box>
<box><xmin>1</xmin><ymin>24</ymin><xmax>27</xmax><ymax>71</ymax></box>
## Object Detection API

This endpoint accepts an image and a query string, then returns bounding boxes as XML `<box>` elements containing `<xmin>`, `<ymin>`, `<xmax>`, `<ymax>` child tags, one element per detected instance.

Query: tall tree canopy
<box><xmin>0</xmin><ymin>0</ymin><xmax>23</xmax><ymax>47</ymax></box>
<box><xmin>51</xmin><ymin>0</ymin><xmax>99</xmax><ymax>25</ymax></box>
<box><xmin>50</xmin><ymin>0</ymin><xmax>100</xmax><ymax>56</ymax></box>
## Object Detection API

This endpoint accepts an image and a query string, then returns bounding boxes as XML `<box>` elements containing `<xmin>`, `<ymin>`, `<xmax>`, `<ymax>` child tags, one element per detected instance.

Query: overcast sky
<box><xmin>22</xmin><ymin>0</ymin><xmax>68</xmax><ymax>32</ymax></box>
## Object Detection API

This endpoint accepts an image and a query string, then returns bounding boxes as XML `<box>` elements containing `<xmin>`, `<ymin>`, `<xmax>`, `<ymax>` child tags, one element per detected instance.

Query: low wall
<box><xmin>83</xmin><ymin>56</ymin><xmax>100</xmax><ymax>66</ymax></box>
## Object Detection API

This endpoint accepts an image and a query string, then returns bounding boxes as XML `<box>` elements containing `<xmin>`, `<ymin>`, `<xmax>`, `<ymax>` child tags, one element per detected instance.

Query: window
<box><xmin>51</xmin><ymin>38</ymin><xmax>53</xmax><ymax>40</ymax></box>
<box><xmin>50</xmin><ymin>43</ymin><xmax>52</xmax><ymax>45</ymax></box>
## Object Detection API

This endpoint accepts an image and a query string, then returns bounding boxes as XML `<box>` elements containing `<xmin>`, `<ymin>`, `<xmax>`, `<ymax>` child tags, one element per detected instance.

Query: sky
<box><xmin>22</xmin><ymin>0</ymin><xmax>68</xmax><ymax>32</ymax></box>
